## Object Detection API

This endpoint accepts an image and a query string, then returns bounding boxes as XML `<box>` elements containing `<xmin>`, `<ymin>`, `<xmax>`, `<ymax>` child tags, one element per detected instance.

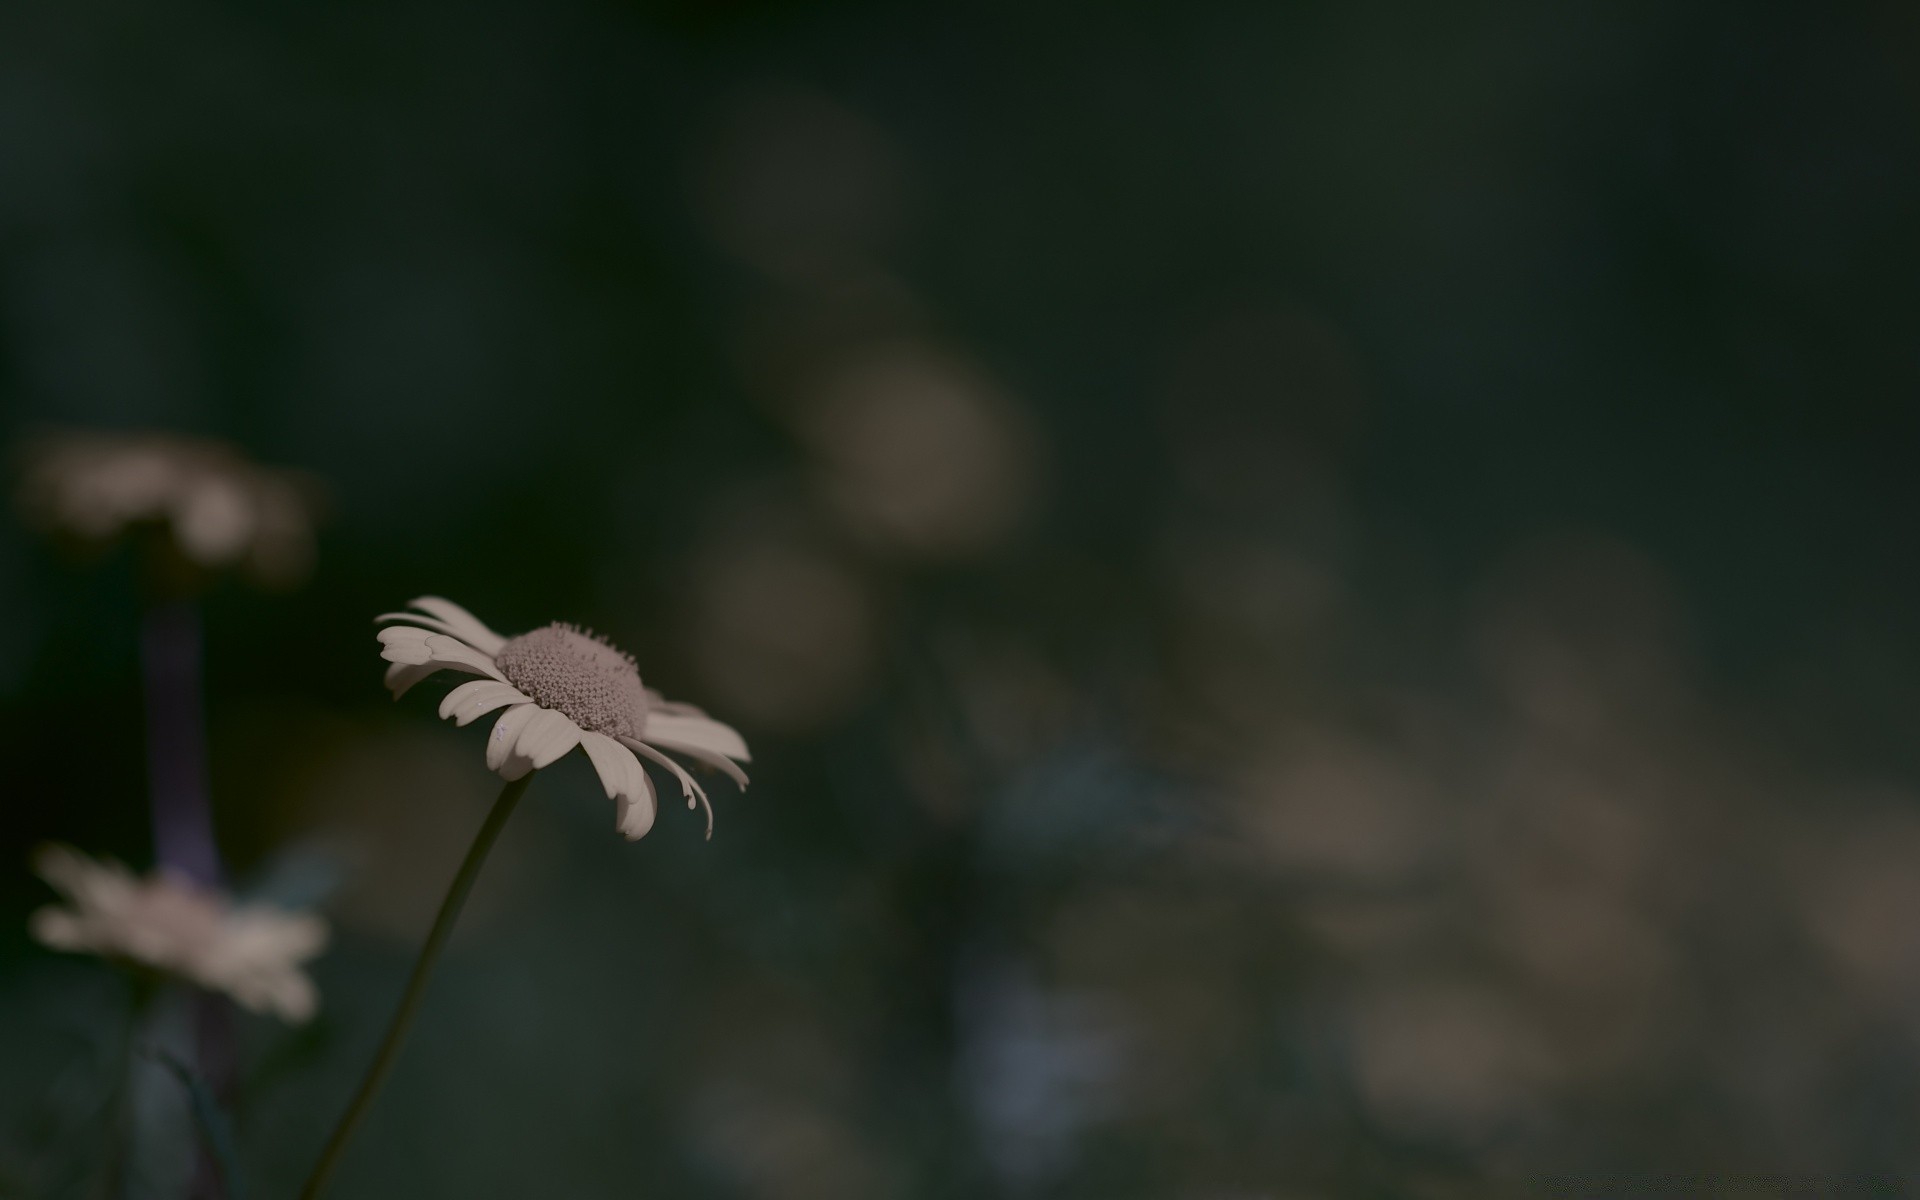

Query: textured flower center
<box><xmin>494</xmin><ymin>623</ymin><xmax>646</xmax><ymax>738</ymax></box>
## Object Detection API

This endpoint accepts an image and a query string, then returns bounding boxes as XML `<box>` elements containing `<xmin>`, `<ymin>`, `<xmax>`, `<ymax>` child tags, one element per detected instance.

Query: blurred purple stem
<box><xmin>140</xmin><ymin>598</ymin><xmax>233</xmax><ymax>1200</ymax></box>
<box><xmin>140</xmin><ymin>599</ymin><xmax>223</xmax><ymax>888</ymax></box>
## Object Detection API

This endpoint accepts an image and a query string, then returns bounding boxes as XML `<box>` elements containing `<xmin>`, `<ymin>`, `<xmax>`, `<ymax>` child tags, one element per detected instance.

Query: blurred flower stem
<box><xmin>140</xmin><ymin>599</ymin><xmax>221</xmax><ymax>888</ymax></box>
<box><xmin>139</xmin><ymin>596</ymin><xmax>237</xmax><ymax>1200</ymax></box>
<box><xmin>89</xmin><ymin>976</ymin><xmax>155</xmax><ymax>1200</ymax></box>
<box><xmin>298</xmin><ymin>775</ymin><xmax>533</xmax><ymax>1200</ymax></box>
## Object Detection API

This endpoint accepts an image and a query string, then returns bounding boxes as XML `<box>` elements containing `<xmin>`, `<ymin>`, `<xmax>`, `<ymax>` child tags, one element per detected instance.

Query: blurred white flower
<box><xmin>1233</xmin><ymin>730</ymin><xmax>1437</xmax><ymax>885</ymax></box>
<box><xmin>29</xmin><ymin>844</ymin><xmax>328</xmax><ymax>1023</ymax></box>
<box><xmin>17</xmin><ymin>430</ymin><xmax>319</xmax><ymax>584</ymax></box>
<box><xmin>791</xmin><ymin>342</ymin><xmax>1038</xmax><ymax>561</ymax></box>
<box><xmin>1795</xmin><ymin>806</ymin><xmax>1920</xmax><ymax>1007</ymax></box>
<box><xmin>1350</xmin><ymin>979</ymin><xmax>1554</xmax><ymax>1140</ymax></box>
<box><xmin>685</xmin><ymin>531</ymin><xmax>879</xmax><ymax>733</ymax></box>
<box><xmin>377</xmin><ymin>597</ymin><xmax>750</xmax><ymax>840</ymax></box>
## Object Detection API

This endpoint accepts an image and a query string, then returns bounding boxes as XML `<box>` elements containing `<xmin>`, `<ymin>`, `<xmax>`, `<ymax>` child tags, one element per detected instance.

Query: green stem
<box><xmin>297</xmin><ymin>774</ymin><xmax>532</xmax><ymax>1200</ymax></box>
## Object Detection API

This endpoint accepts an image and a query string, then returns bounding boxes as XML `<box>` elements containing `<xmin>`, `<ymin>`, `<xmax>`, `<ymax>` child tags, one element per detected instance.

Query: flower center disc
<box><xmin>494</xmin><ymin>623</ymin><xmax>646</xmax><ymax>739</ymax></box>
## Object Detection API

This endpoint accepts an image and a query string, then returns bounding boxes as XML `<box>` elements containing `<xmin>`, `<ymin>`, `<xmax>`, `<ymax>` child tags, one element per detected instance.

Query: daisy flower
<box><xmin>17</xmin><ymin>429</ymin><xmax>320</xmax><ymax>585</ymax></box>
<box><xmin>30</xmin><ymin>845</ymin><xmax>329</xmax><ymax>1024</ymax></box>
<box><xmin>305</xmin><ymin>599</ymin><xmax>751</xmax><ymax>1197</ymax></box>
<box><xmin>376</xmin><ymin>597</ymin><xmax>750</xmax><ymax>839</ymax></box>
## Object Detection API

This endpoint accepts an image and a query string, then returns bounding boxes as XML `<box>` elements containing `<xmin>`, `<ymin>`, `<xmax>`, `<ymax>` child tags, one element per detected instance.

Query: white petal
<box><xmin>487</xmin><ymin>704</ymin><xmax>540</xmax><ymax>773</ymax></box>
<box><xmin>407</xmin><ymin>596</ymin><xmax>507</xmax><ymax>655</ymax></box>
<box><xmin>384</xmin><ymin>661</ymin><xmax>444</xmax><ymax>698</ymax></box>
<box><xmin>616</xmin><ymin>779</ymin><xmax>657</xmax><ymax>840</ymax></box>
<box><xmin>643</xmin><ymin>713</ymin><xmax>751</xmax><ymax>763</ymax></box>
<box><xmin>271</xmin><ymin>973</ymin><xmax>319</xmax><ymax>1024</ymax></box>
<box><xmin>648</xmin><ymin>738</ymin><xmax>749</xmax><ymax>790</ymax></box>
<box><xmin>31</xmin><ymin>844</ymin><xmax>92</xmax><ymax>897</ymax></box>
<box><xmin>379</xmin><ymin>642</ymin><xmax>430</xmax><ymax>666</ymax></box>
<box><xmin>173</xmin><ymin>478</ymin><xmax>255</xmax><ymax>565</ymax></box>
<box><xmin>423</xmin><ymin>635</ymin><xmax>507</xmax><ymax>683</ymax></box>
<box><xmin>623</xmin><ymin>737</ymin><xmax>697</xmax><ymax>800</ymax></box>
<box><xmin>623</xmin><ymin>737</ymin><xmax>715</xmax><ymax>839</ymax></box>
<box><xmin>438</xmin><ymin>680</ymin><xmax>532</xmax><ymax>727</ymax></box>
<box><xmin>581</xmin><ymin>732</ymin><xmax>656</xmax><ymax>839</ymax></box>
<box><xmin>514</xmin><ymin>708</ymin><xmax>582</xmax><ymax>770</ymax></box>
<box><xmin>578</xmin><ymin>732</ymin><xmax>634</xmax><ymax>800</ymax></box>
<box><xmin>645</xmin><ymin>688</ymin><xmax>705</xmax><ymax>718</ymax></box>
<box><xmin>499</xmin><ymin>749</ymin><xmax>537</xmax><ymax>781</ymax></box>
<box><xmin>378</xmin><ymin>629</ymin><xmax>434</xmax><ymax>665</ymax></box>
<box><xmin>376</xmin><ymin>613</ymin><xmax>473</xmax><ymax>643</ymax></box>
<box><xmin>29</xmin><ymin>907</ymin><xmax>86</xmax><ymax>951</ymax></box>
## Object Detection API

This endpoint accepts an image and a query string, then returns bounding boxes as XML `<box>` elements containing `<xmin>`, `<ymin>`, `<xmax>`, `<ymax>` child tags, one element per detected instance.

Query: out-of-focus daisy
<box><xmin>789</xmin><ymin>341</ymin><xmax>1038</xmax><ymax>562</ymax></box>
<box><xmin>29</xmin><ymin>845</ymin><xmax>329</xmax><ymax>1023</ymax></box>
<box><xmin>376</xmin><ymin>597</ymin><xmax>751</xmax><ymax>840</ymax></box>
<box><xmin>17</xmin><ymin>429</ymin><xmax>320</xmax><ymax>585</ymax></box>
<box><xmin>685</xmin><ymin>524</ymin><xmax>880</xmax><ymax>734</ymax></box>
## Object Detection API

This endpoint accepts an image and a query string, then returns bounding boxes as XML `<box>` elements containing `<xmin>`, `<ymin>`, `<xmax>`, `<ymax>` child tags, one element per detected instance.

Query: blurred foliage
<box><xmin>4</xmin><ymin>1</ymin><xmax>1920</xmax><ymax>1197</ymax></box>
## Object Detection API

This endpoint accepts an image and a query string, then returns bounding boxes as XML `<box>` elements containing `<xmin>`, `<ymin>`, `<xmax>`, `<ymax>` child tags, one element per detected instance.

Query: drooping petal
<box><xmin>616</xmin><ymin>775</ymin><xmax>657</xmax><ymax>840</ymax></box>
<box><xmin>578</xmin><ymin>731</ymin><xmax>635</xmax><ymax>799</ymax></box>
<box><xmin>421</xmin><ymin>635</ymin><xmax>508</xmax><ymax>683</ymax></box>
<box><xmin>642</xmin><ymin>713</ymin><xmax>751</xmax><ymax>763</ymax></box>
<box><xmin>407</xmin><ymin>596</ymin><xmax>507</xmax><ymax>655</ymax></box>
<box><xmin>622</xmin><ymin>737</ymin><xmax>698</xmax><ymax>802</ymax></box>
<box><xmin>486</xmin><ymin>704</ymin><xmax>540</xmax><ymax>773</ymax></box>
<box><xmin>623</xmin><ymin>737</ymin><xmax>715</xmax><ymax>839</ymax></box>
<box><xmin>438</xmin><ymin>680</ymin><xmax>532</xmax><ymax>727</ymax></box>
<box><xmin>581</xmin><ymin>731</ymin><xmax>656</xmax><ymax>839</ymax></box>
<box><xmin>645</xmin><ymin>737</ymin><xmax>749</xmax><ymax>790</ymax></box>
<box><xmin>514</xmin><ymin>707</ymin><xmax>582</xmax><ymax>770</ymax></box>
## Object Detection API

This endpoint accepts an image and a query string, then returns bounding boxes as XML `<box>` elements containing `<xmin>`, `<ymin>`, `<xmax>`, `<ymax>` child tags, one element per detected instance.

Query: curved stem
<box><xmin>297</xmin><ymin>774</ymin><xmax>532</xmax><ymax>1200</ymax></box>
